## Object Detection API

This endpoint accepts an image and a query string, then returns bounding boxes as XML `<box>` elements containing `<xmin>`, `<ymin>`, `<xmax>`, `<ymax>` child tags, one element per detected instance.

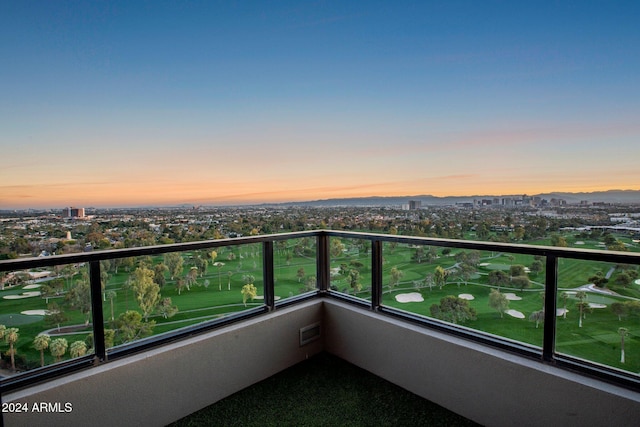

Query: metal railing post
<box><xmin>263</xmin><ymin>241</ymin><xmax>275</xmax><ymax>311</ymax></box>
<box><xmin>542</xmin><ymin>254</ymin><xmax>558</xmax><ymax>363</ymax></box>
<box><xmin>89</xmin><ymin>260</ymin><xmax>106</xmax><ymax>363</ymax></box>
<box><xmin>371</xmin><ymin>239</ymin><xmax>383</xmax><ymax>310</ymax></box>
<box><xmin>317</xmin><ymin>234</ymin><xmax>330</xmax><ymax>292</ymax></box>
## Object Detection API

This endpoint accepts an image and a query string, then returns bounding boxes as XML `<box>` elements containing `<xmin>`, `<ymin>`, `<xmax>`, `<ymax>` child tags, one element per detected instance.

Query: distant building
<box><xmin>408</xmin><ymin>200</ymin><xmax>422</xmax><ymax>210</ymax></box>
<box><xmin>64</xmin><ymin>207</ymin><xmax>85</xmax><ymax>218</ymax></box>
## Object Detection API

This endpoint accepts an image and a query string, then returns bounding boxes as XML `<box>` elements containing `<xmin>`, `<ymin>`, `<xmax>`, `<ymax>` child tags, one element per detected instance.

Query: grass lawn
<box><xmin>2</xmin><ymin>233</ymin><xmax>638</xmax><ymax>377</ymax></box>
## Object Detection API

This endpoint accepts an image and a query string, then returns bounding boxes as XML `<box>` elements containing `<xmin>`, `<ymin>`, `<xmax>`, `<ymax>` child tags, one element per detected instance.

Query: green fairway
<box><xmin>1</xmin><ymin>233</ymin><xmax>638</xmax><ymax>378</ymax></box>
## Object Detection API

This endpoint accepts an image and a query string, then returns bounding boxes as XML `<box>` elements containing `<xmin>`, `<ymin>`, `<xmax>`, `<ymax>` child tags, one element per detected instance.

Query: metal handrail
<box><xmin>1</xmin><ymin>230</ymin><xmax>639</xmax><ymax>393</ymax></box>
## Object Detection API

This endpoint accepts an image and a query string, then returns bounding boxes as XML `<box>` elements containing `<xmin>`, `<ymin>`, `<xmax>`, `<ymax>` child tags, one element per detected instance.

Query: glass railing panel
<box><xmin>329</xmin><ymin>237</ymin><xmax>372</xmax><ymax>300</ymax></box>
<box><xmin>555</xmin><ymin>258</ymin><xmax>640</xmax><ymax>375</ymax></box>
<box><xmin>381</xmin><ymin>243</ymin><xmax>544</xmax><ymax>348</ymax></box>
<box><xmin>0</xmin><ymin>264</ymin><xmax>95</xmax><ymax>374</ymax></box>
<box><xmin>274</xmin><ymin>237</ymin><xmax>317</xmax><ymax>300</ymax></box>
<box><xmin>105</xmin><ymin>245</ymin><xmax>264</xmax><ymax>349</ymax></box>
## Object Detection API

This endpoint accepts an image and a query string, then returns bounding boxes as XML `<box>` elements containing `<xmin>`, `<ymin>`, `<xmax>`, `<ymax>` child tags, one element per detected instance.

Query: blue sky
<box><xmin>1</xmin><ymin>1</ymin><xmax>639</xmax><ymax>208</ymax></box>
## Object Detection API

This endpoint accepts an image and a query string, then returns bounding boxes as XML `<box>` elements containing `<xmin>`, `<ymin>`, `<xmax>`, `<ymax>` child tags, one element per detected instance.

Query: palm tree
<box><xmin>33</xmin><ymin>334</ymin><xmax>51</xmax><ymax>367</ymax></box>
<box><xmin>618</xmin><ymin>327</ymin><xmax>629</xmax><ymax>363</ymax></box>
<box><xmin>576</xmin><ymin>291</ymin><xmax>588</xmax><ymax>328</ymax></box>
<box><xmin>50</xmin><ymin>338</ymin><xmax>68</xmax><ymax>362</ymax></box>
<box><xmin>5</xmin><ymin>327</ymin><xmax>19</xmax><ymax>371</ymax></box>
<box><xmin>69</xmin><ymin>340</ymin><xmax>87</xmax><ymax>358</ymax></box>
<box><xmin>213</xmin><ymin>262</ymin><xmax>225</xmax><ymax>291</ymax></box>
<box><xmin>106</xmin><ymin>290</ymin><xmax>117</xmax><ymax>321</ymax></box>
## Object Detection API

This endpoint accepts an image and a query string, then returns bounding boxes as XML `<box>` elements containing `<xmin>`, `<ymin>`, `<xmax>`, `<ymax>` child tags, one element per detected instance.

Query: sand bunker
<box><xmin>21</xmin><ymin>310</ymin><xmax>49</xmax><ymax>316</ymax></box>
<box><xmin>575</xmin><ymin>241</ymin><xmax>585</xmax><ymax>245</ymax></box>
<box><xmin>23</xmin><ymin>284</ymin><xmax>42</xmax><ymax>290</ymax></box>
<box><xmin>253</xmin><ymin>296</ymin><xmax>281</xmax><ymax>301</ymax></box>
<box><xmin>505</xmin><ymin>309</ymin><xmax>525</xmax><ymax>319</ymax></box>
<box><xmin>588</xmin><ymin>303</ymin><xmax>607</xmax><ymax>309</ymax></box>
<box><xmin>395</xmin><ymin>292</ymin><xmax>424</xmax><ymax>303</ymax></box>
<box><xmin>635</xmin><ymin>279</ymin><xmax>640</xmax><ymax>285</ymax></box>
<box><xmin>479</xmin><ymin>263</ymin><xmax>490</xmax><ymax>267</ymax></box>
<box><xmin>3</xmin><ymin>291</ymin><xmax>42</xmax><ymax>299</ymax></box>
<box><xmin>557</xmin><ymin>308</ymin><xmax>569</xmax><ymax>316</ymax></box>
<box><xmin>458</xmin><ymin>294</ymin><xmax>474</xmax><ymax>300</ymax></box>
<box><xmin>504</xmin><ymin>293</ymin><xmax>522</xmax><ymax>301</ymax></box>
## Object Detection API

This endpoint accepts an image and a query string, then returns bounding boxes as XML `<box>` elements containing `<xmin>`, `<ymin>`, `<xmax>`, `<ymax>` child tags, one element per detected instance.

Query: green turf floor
<box><xmin>168</xmin><ymin>352</ymin><xmax>480</xmax><ymax>427</ymax></box>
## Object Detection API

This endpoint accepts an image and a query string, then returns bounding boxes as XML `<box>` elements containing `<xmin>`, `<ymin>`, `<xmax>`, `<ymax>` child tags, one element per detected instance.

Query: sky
<box><xmin>1</xmin><ymin>1</ymin><xmax>639</xmax><ymax>209</ymax></box>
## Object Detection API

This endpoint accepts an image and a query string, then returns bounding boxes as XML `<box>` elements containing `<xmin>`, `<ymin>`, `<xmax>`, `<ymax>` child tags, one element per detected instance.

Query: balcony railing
<box><xmin>1</xmin><ymin>230</ymin><xmax>639</xmax><ymax>393</ymax></box>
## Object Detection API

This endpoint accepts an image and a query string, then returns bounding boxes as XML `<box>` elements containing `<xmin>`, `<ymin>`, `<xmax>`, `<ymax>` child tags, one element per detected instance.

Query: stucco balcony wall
<box><xmin>323</xmin><ymin>299</ymin><xmax>640</xmax><ymax>427</ymax></box>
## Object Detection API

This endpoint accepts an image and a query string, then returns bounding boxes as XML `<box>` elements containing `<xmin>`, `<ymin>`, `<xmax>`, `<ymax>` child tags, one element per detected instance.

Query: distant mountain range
<box><xmin>273</xmin><ymin>189</ymin><xmax>640</xmax><ymax>207</ymax></box>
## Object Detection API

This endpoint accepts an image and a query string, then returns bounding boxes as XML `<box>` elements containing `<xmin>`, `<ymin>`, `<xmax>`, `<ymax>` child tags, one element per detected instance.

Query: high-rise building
<box><xmin>408</xmin><ymin>200</ymin><xmax>422</xmax><ymax>210</ymax></box>
<box><xmin>64</xmin><ymin>207</ymin><xmax>85</xmax><ymax>218</ymax></box>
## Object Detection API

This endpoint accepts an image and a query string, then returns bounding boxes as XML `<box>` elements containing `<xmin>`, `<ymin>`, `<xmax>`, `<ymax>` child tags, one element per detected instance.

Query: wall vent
<box><xmin>299</xmin><ymin>322</ymin><xmax>321</xmax><ymax>346</ymax></box>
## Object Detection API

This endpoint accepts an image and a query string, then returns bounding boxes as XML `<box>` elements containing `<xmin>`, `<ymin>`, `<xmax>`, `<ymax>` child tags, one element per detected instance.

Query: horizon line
<box><xmin>2</xmin><ymin>188</ymin><xmax>639</xmax><ymax>211</ymax></box>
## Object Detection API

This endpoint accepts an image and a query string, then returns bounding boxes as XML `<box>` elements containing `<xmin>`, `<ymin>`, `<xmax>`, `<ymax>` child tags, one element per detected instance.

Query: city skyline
<box><xmin>2</xmin><ymin>1</ymin><xmax>639</xmax><ymax>209</ymax></box>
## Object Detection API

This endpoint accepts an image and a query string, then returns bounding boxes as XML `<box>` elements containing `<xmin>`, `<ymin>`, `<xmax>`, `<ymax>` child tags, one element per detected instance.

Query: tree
<box><xmin>575</xmin><ymin>291</ymin><xmax>590</xmax><ymax>328</ymax></box>
<box><xmin>153</xmin><ymin>263</ymin><xmax>169</xmax><ymax>288</ymax></box>
<box><xmin>413</xmin><ymin>246</ymin><xmax>425</xmax><ymax>263</ymax></box>
<box><xmin>46</xmin><ymin>302</ymin><xmax>67</xmax><ymax>331</ymax></box>
<box><xmin>511</xmin><ymin>275</ymin><xmax>531</xmax><ymax>292</ymax></box>
<box><xmin>330</xmin><ymin>238</ymin><xmax>345</xmax><ymax>257</ymax></box>
<box><xmin>430</xmin><ymin>296</ymin><xmax>476</xmax><ymax>324</ymax></box>
<box><xmin>241</xmin><ymin>283</ymin><xmax>257</xmax><ymax>307</ymax></box>
<box><xmin>588</xmin><ymin>272</ymin><xmax>608</xmax><ymax>289</ymax></box>
<box><xmin>132</xmin><ymin>267</ymin><xmax>161</xmax><ymax>321</ymax></box>
<box><xmin>434</xmin><ymin>266</ymin><xmax>447</xmax><ymax>290</ymax></box>
<box><xmin>607</xmin><ymin>240</ymin><xmax>628</xmax><ymax>252</ymax></box>
<box><xmin>618</xmin><ymin>327</ymin><xmax>629</xmax><ymax>363</ymax></box>
<box><xmin>115</xmin><ymin>311</ymin><xmax>155</xmax><ymax>344</ymax></box>
<box><xmin>70</xmin><ymin>340</ymin><xmax>88</xmax><ymax>358</ymax></box>
<box><xmin>347</xmin><ymin>269</ymin><xmax>362</xmax><ymax>293</ymax></box>
<box><xmin>164</xmin><ymin>252</ymin><xmax>184</xmax><ymax>280</ymax></box>
<box><xmin>66</xmin><ymin>280</ymin><xmax>92</xmax><ymax>326</ymax></box>
<box><xmin>389</xmin><ymin>266</ymin><xmax>404</xmax><ymax>293</ymax></box>
<box><xmin>184</xmin><ymin>266</ymin><xmax>198</xmax><ymax>291</ymax></box>
<box><xmin>550</xmin><ymin>234</ymin><xmax>568</xmax><ymax>247</ymax></box>
<box><xmin>529</xmin><ymin>310</ymin><xmax>545</xmax><ymax>328</ymax></box>
<box><xmin>105</xmin><ymin>290</ymin><xmax>117</xmax><ymax>322</ymax></box>
<box><xmin>611</xmin><ymin>302</ymin><xmax>627</xmax><ymax>321</ymax></box>
<box><xmin>213</xmin><ymin>262</ymin><xmax>225</xmax><ymax>291</ymax></box>
<box><xmin>488</xmin><ymin>289</ymin><xmax>509</xmax><ymax>318</ymax></box>
<box><xmin>509</xmin><ymin>265</ymin><xmax>526</xmax><ymax>278</ymax></box>
<box><xmin>50</xmin><ymin>338</ymin><xmax>68</xmax><ymax>362</ymax></box>
<box><xmin>193</xmin><ymin>255</ymin><xmax>208</xmax><ymax>278</ymax></box>
<box><xmin>297</xmin><ymin>267</ymin><xmax>306</xmax><ymax>283</ymax></box>
<box><xmin>5</xmin><ymin>327</ymin><xmax>19</xmax><ymax>371</ymax></box>
<box><xmin>529</xmin><ymin>260</ymin><xmax>543</xmax><ymax>276</ymax></box>
<box><xmin>33</xmin><ymin>334</ymin><xmax>51</xmax><ymax>367</ymax></box>
<box><xmin>614</xmin><ymin>272</ymin><xmax>632</xmax><ymax>288</ymax></box>
<box><xmin>488</xmin><ymin>270</ymin><xmax>509</xmax><ymax>290</ymax></box>
<box><xmin>303</xmin><ymin>276</ymin><xmax>317</xmax><ymax>292</ymax></box>
<box><xmin>157</xmin><ymin>297</ymin><xmax>178</xmax><ymax>319</ymax></box>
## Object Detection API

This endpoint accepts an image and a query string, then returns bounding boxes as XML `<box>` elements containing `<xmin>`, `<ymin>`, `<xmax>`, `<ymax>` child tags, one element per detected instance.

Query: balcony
<box><xmin>1</xmin><ymin>231</ymin><xmax>639</xmax><ymax>426</ymax></box>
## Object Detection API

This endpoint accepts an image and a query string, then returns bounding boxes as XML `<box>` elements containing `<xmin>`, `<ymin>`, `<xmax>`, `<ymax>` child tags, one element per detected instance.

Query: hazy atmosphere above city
<box><xmin>1</xmin><ymin>1</ymin><xmax>639</xmax><ymax>209</ymax></box>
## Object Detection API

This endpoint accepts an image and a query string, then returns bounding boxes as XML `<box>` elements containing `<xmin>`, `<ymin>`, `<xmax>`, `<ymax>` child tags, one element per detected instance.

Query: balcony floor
<box><xmin>168</xmin><ymin>352</ymin><xmax>479</xmax><ymax>426</ymax></box>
